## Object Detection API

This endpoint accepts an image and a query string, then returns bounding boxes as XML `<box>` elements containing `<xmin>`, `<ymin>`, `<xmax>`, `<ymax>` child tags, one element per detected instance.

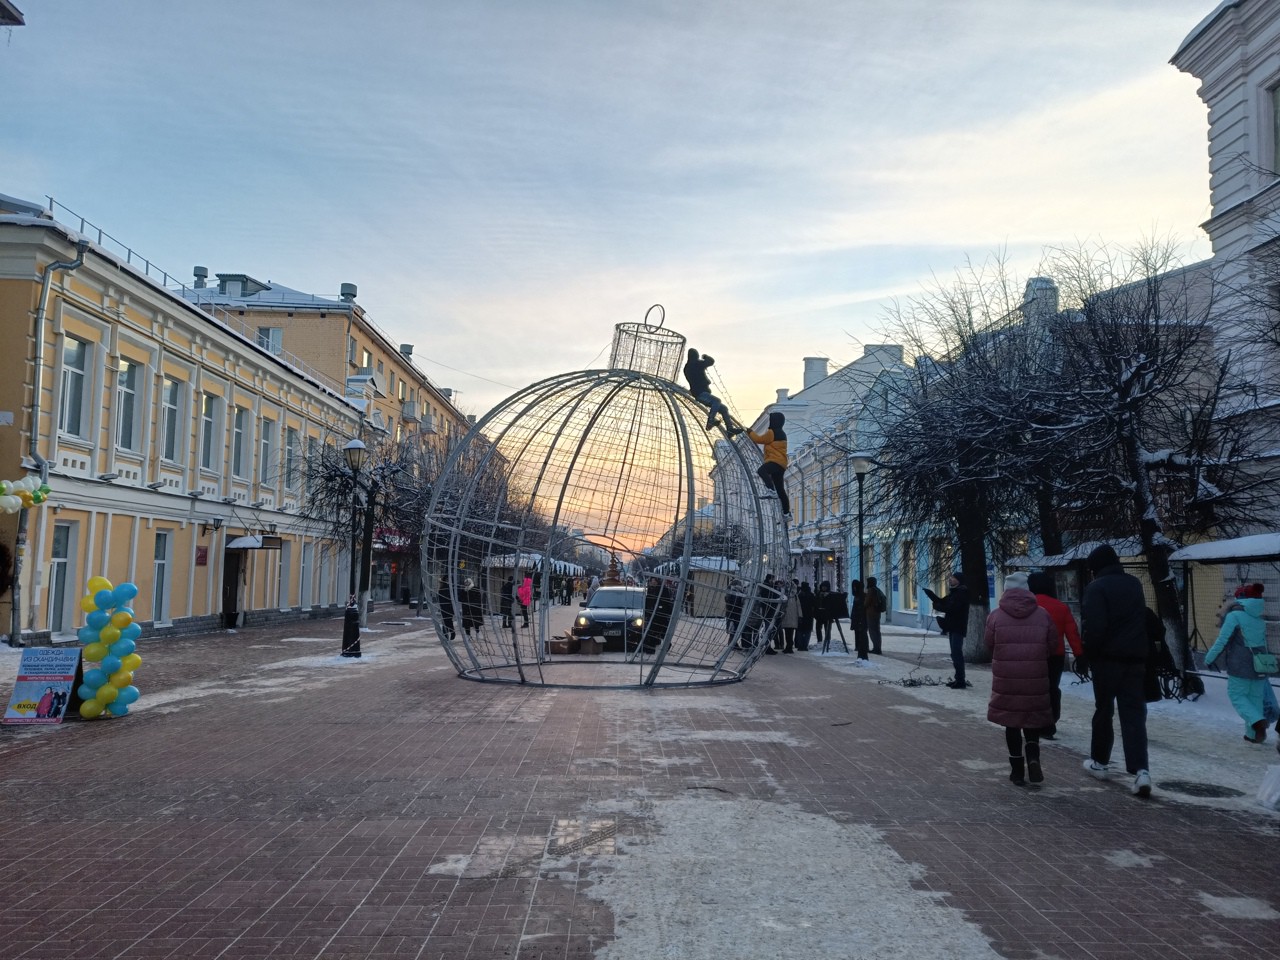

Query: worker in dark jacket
<box><xmin>683</xmin><ymin>349</ymin><xmax>736</xmax><ymax>433</ymax></box>
<box><xmin>926</xmin><ymin>574</ymin><xmax>971</xmax><ymax>689</ymax></box>
<box><xmin>1079</xmin><ymin>544</ymin><xmax>1152</xmax><ymax>798</ymax></box>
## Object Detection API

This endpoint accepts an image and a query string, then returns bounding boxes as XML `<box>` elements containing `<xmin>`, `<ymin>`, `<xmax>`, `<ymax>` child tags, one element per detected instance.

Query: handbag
<box><xmin>1252</xmin><ymin>651</ymin><xmax>1279</xmax><ymax>676</ymax></box>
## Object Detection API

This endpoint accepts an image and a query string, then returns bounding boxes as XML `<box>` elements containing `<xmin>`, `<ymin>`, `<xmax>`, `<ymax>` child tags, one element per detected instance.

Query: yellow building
<box><xmin>0</xmin><ymin>196</ymin><xmax>367</xmax><ymax>643</ymax></box>
<box><xmin>176</xmin><ymin>265</ymin><xmax>470</xmax><ymax>604</ymax></box>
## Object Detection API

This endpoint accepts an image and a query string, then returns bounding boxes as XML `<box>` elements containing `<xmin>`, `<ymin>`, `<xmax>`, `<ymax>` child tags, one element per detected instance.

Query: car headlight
<box><xmin>631</xmin><ymin>617</ymin><xmax>644</xmax><ymax>629</ymax></box>
<box><xmin>576</xmin><ymin>616</ymin><xmax>590</xmax><ymax>628</ymax></box>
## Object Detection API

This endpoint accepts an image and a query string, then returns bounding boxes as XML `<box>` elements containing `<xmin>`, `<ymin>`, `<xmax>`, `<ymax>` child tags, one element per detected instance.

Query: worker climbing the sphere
<box><xmin>747</xmin><ymin>411</ymin><xmax>790</xmax><ymax>520</ymax></box>
<box><xmin>683</xmin><ymin>348</ymin><xmax>739</xmax><ymax>435</ymax></box>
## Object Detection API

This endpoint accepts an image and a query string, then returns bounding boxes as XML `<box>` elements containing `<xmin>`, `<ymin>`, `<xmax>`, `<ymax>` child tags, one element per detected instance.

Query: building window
<box><xmin>116</xmin><ymin>360</ymin><xmax>140</xmax><ymax>451</ymax></box>
<box><xmin>160</xmin><ymin>378</ymin><xmax>182</xmax><ymax>462</ymax></box>
<box><xmin>900</xmin><ymin>541</ymin><xmax>916</xmax><ymax>611</ymax></box>
<box><xmin>1272</xmin><ymin>85</ymin><xmax>1280</xmax><ymax>173</ymax></box>
<box><xmin>260</xmin><ymin>419</ymin><xmax>275</xmax><ymax>484</ymax></box>
<box><xmin>232</xmin><ymin>407</ymin><xmax>248</xmax><ymax>477</ymax></box>
<box><xmin>284</xmin><ymin>426</ymin><xmax>299</xmax><ymax>489</ymax></box>
<box><xmin>397</xmin><ymin>379</ymin><xmax>406</xmax><ymax>401</ymax></box>
<box><xmin>257</xmin><ymin>327</ymin><xmax>284</xmax><ymax>355</ymax></box>
<box><xmin>376</xmin><ymin>359</ymin><xmax>384</xmax><ymax>376</ymax></box>
<box><xmin>348</xmin><ymin>336</ymin><xmax>358</xmax><ymax>363</ymax></box>
<box><xmin>58</xmin><ymin>337</ymin><xmax>89</xmax><ymax>438</ymax></box>
<box><xmin>199</xmin><ymin>394</ymin><xmax>219</xmax><ymax>469</ymax></box>
<box><xmin>153</xmin><ymin>530</ymin><xmax>171</xmax><ymax>623</ymax></box>
<box><xmin>361</xmin><ymin>348</ymin><xmax>372</xmax><ymax>369</ymax></box>
<box><xmin>47</xmin><ymin>522</ymin><xmax>75</xmax><ymax>634</ymax></box>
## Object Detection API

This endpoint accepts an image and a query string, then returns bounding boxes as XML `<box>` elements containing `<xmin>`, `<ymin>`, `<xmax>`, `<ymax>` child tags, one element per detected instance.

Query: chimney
<box><xmin>193</xmin><ymin>265</ymin><xmax>208</xmax><ymax>289</ymax></box>
<box><xmin>803</xmin><ymin>357</ymin><xmax>828</xmax><ymax>390</ymax></box>
<box><xmin>1023</xmin><ymin>277</ymin><xmax>1059</xmax><ymax>320</ymax></box>
<box><xmin>776</xmin><ymin>388</ymin><xmax>790</xmax><ymax>403</ymax></box>
<box><xmin>398</xmin><ymin>343</ymin><xmax>414</xmax><ymax>357</ymax></box>
<box><xmin>340</xmin><ymin>282</ymin><xmax>358</xmax><ymax>302</ymax></box>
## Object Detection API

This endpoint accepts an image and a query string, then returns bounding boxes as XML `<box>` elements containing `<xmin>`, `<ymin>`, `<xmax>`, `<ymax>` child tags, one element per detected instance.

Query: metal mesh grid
<box><xmin>423</xmin><ymin>366</ymin><xmax>788</xmax><ymax>687</ymax></box>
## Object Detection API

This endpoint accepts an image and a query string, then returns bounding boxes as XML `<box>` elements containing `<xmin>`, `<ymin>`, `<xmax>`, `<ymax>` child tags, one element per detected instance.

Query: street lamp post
<box><xmin>851</xmin><ymin>454</ymin><xmax>871</xmax><ymax>586</ymax></box>
<box><xmin>341</xmin><ymin>438</ymin><xmax>367</xmax><ymax>658</ymax></box>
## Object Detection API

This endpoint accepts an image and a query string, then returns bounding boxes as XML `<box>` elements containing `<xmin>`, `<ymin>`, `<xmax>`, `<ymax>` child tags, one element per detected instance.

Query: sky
<box><xmin>1</xmin><ymin>0</ymin><xmax>1218</xmax><ymax>421</ymax></box>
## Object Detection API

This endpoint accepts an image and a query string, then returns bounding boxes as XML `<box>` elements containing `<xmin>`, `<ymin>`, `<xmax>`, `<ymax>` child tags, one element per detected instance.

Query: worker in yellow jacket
<box><xmin>747</xmin><ymin>411</ymin><xmax>790</xmax><ymax>517</ymax></box>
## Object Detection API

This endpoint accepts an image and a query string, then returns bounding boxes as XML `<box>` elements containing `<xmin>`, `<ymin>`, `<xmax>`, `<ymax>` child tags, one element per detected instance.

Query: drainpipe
<box><xmin>9</xmin><ymin>240</ymin><xmax>89</xmax><ymax>646</ymax></box>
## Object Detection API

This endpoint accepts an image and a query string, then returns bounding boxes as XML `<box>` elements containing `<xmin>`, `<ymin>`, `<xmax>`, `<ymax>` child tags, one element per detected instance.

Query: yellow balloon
<box><xmin>98</xmin><ymin>625</ymin><xmax>121</xmax><ymax>644</ymax></box>
<box><xmin>82</xmin><ymin>642</ymin><xmax>108</xmax><ymax>662</ymax></box>
<box><xmin>79</xmin><ymin>595</ymin><xmax>98</xmax><ymax>613</ymax></box>
<box><xmin>109</xmin><ymin>670</ymin><xmax>132</xmax><ymax>688</ymax></box>
<box><xmin>94</xmin><ymin>684</ymin><xmax>119</xmax><ymax>704</ymax></box>
<box><xmin>86</xmin><ymin>576</ymin><xmax>113</xmax><ymax>594</ymax></box>
<box><xmin>122</xmin><ymin>653</ymin><xmax>142</xmax><ymax>671</ymax></box>
<box><xmin>79</xmin><ymin>700</ymin><xmax>104</xmax><ymax>719</ymax></box>
<box><xmin>110</xmin><ymin>611</ymin><xmax>133</xmax><ymax>628</ymax></box>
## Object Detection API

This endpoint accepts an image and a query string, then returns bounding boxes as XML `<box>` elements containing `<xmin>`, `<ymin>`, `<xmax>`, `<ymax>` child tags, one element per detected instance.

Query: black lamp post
<box><xmin>852</xmin><ymin>454</ymin><xmax>871</xmax><ymax>585</ymax></box>
<box><xmin>341</xmin><ymin>438</ymin><xmax>367</xmax><ymax>658</ymax></box>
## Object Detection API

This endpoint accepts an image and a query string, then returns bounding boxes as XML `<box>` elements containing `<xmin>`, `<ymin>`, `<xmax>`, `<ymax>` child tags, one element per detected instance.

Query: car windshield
<box><xmin>588</xmin><ymin>588</ymin><xmax>643</xmax><ymax>609</ymax></box>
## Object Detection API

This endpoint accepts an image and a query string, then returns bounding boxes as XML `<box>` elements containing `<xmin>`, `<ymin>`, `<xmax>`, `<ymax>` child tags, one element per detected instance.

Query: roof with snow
<box><xmin>1007</xmin><ymin>538</ymin><xmax>1147</xmax><ymax>569</ymax></box>
<box><xmin>1168</xmin><ymin>533</ymin><xmax>1280</xmax><ymax>563</ymax></box>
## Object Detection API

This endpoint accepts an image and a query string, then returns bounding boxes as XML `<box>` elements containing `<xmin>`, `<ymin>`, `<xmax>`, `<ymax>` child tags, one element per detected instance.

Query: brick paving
<box><xmin>0</xmin><ymin>612</ymin><xmax>1278</xmax><ymax>959</ymax></box>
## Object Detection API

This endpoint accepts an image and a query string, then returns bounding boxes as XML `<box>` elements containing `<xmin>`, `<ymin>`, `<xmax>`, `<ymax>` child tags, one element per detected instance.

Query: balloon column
<box><xmin>0</xmin><ymin>476</ymin><xmax>53</xmax><ymax>513</ymax></box>
<box><xmin>75</xmin><ymin>577</ymin><xmax>143</xmax><ymax>720</ymax></box>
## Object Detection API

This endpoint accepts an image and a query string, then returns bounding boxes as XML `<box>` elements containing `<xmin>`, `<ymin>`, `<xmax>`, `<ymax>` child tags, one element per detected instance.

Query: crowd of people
<box><xmin>722</xmin><ymin>575</ymin><xmax>888</xmax><ymax>660</ymax></box>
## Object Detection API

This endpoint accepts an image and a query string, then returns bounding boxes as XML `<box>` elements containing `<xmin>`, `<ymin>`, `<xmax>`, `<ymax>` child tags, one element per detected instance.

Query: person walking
<box><xmin>517</xmin><ymin>574</ymin><xmax>533</xmax><ymax>628</ymax></box>
<box><xmin>984</xmin><ymin>572</ymin><xmax>1055</xmax><ymax>785</ymax></box>
<box><xmin>780</xmin><ymin>582</ymin><xmax>799</xmax><ymax>653</ymax></box>
<box><xmin>795</xmin><ymin>581</ymin><xmax>815</xmax><ymax>651</ymax></box>
<box><xmin>460</xmin><ymin>578</ymin><xmax>484</xmax><ymax>640</ymax></box>
<box><xmin>500</xmin><ymin>576</ymin><xmax>515</xmax><ymax>628</ymax></box>
<box><xmin>814</xmin><ymin>581</ymin><xmax>834</xmax><ymax>652</ymax></box>
<box><xmin>865</xmin><ymin>576</ymin><xmax>887</xmax><ymax>654</ymax></box>
<box><xmin>1080</xmin><ymin>544</ymin><xmax>1153</xmax><ymax>798</ymax></box>
<box><xmin>746</xmin><ymin>412</ymin><xmax>790</xmax><ymax>518</ymax></box>
<box><xmin>850</xmin><ymin>579</ymin><xmax>870</xmax><ymax>662</ymax></box>
<box><xmin>1026</xmin><ymin>571</ymin><xmax>1083</xmax><ymax>740</ymax></box>
<box><xmin>435</xmin><ymin>576</ymin><xmax>456</xmax><ymax>642</ymax></box>
<box><xmin>726</xmin><ymin>579</ymin><xmax>746</xmax><ymax>649</ymax></box>
<box><xmin>925</xmin><ymin>573</ymin><xmax>971</xmax><ymax>689</ymax></box>
<box><xmin>1206</xmin><ymin>583</ymin><xmax>1273</xmax><ymax>744</ymax></box>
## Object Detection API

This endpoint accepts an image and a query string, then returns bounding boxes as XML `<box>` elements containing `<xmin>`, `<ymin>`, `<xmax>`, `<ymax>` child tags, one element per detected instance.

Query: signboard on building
<box><xmin>196</xmin><ymin>546</ymin><xmax>208</xmax><ymax>566</ymax></box>
<box><xmin>3</xmin><ymin>647</ymin><xmax>81</xmax><ymax>724</ymax></box>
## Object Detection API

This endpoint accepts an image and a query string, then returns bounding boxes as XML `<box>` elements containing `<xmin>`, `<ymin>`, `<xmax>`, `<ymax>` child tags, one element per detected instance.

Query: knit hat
<box><xmin>1026</xmin><ymin>571</ymin><xmax>1055</xmax><ymax>598</ymax></box>
<box><xmin>1234</xmin><ymin>582</ymin><xmax>1265</xmax><ymax>599</ymax></box>
<box><xmin>1004</xmin><ymin>572</ymin><xmax>1029</xmax><ymax>592</ymax></box>
<box><xmin>1087</xmin><ymin>544</ymin><xmax>1120</xmax><ymax>573</ymax></box>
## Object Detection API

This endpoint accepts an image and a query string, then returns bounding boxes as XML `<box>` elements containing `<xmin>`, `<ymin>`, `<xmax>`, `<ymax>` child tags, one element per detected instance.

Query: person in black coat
<box><xmin>683</xmin><ymin>348</ymin><xmax>736</xmax><ymax>433</ymax></box>
<box><xmin>436</xmin><ymin>576</ymin><xmax>456</xmax><ymax>642</ymax></box>
<box><xmin>460</xmin><ymin>578</ymin><xmax>484</xmax><ymax>639</ymax></box>
<box><xmin>500</xmin><ymin>576</ymin><xmax>515</xmax><ymax>628</ymax></box>
<box><xmin>1080</xmin><ymin>544</ymin><xmax>1152</xmax><ymax>796</ymax></box>
<box><xmin>795</xmin><ymin>581</ymin><xmax>815</xmax><ymax>651</ymax></box>
<box><xmin>850</xmin><ymin>579</ymin><xmax>869</xmax><ymax>660</ymax></box>
<box><xmin>926</xmin><ymin>573</ymin><xmax>971</xmax><ymax>688</ymax></box>
<box><xmin>726</xmin><ymin>580</ymin><xmax>746</xmax><ymax>648</ymax></box>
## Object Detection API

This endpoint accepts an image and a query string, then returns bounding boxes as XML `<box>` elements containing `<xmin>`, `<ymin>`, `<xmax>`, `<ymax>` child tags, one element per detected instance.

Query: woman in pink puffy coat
<box><xmin>984</xmin><ymin>572</ymin><xmax>1056</xmax><ymax>786</ymax></box>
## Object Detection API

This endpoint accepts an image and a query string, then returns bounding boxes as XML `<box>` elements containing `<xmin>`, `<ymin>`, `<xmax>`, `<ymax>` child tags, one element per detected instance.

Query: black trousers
<box><xmin>756</xmin><ymin>462</ymin><xmax>790</xmax><ymax>514</ymax></box>
<box><xmin>1090</xmin><ymin>659</ymin><xmax>1149</xmax><ymax>774</ymax></box>
<box><xmin>1046</xmin><ymin>653</ymin><xmax>1065</xmax><ymax>733</ymax></box>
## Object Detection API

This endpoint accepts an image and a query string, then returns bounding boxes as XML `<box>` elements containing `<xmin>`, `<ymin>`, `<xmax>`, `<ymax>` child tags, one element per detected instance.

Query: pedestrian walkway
<box><xmin>0</xmin><ymin>613</ymin><xmax>1277</xmax><ymax>960</ymax></box>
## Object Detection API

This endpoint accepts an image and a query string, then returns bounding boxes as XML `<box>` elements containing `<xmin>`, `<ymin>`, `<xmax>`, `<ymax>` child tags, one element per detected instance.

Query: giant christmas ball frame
<box><xmin>423</xmin><ymin>358</ymin><xmax>789</xmax><ymax>688</ymax></box>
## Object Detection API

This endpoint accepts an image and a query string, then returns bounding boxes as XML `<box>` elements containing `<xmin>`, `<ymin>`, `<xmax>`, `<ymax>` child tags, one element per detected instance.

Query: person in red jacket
<box><xmin>1027</xmin><ymin>571</ymin><xmax>1083</xmax><ymax>740</ymax></box>
<box><xmin>984</xmin><ymin>572</ymin><xmax>1055</xmax><ymax>786</ymax></box>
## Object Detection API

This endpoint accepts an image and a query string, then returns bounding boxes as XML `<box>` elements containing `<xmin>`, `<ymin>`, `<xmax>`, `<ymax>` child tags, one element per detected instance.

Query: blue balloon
<box><xmin>93</xmin><ymin>589</ymin><xmax>115</xmax><ymax>610</ymax></box>
<box><xmin>106</xmin><ymin>702</ymin><xmax>129</xmax><ymax>717</ymax></box>
<box><xmin>86</xmin><ymin>610</ymin><xmax>110</xmax><ymax>629</ymax></box>
<box><xmin>77</xmin><ymin>625</ymin><xmax>99</xmax><ymax>644</ymax></box>
<box><xmin>120</xmin><ymin>623</ymin><xmax>142</xmax><ymax>641</ymax></box>
<box><xmin>114</xmin><ymin>583</ymin><xmax>139</xmax><ymax>602</ymax></box>
<box><xmin>84</xmin><ymin>668</ymin><xmax>108</xmax><ymax>688</ymax></box>
<box><xmin>100</xmin><ymin>655</ymin><xmax>123</xmax><ymax>674</ymax></box>
<box><xmin>76</xmin><ymin>683</ymin><xmax>98</xmax><ymax>701</ymax></box>
<box><xmin>109</xmin><ymin>638</ymin><xmax>136</xmax><ymax>657</ymax></box>
<box><xmin>116</xmin><ymin>685</ymin><xmax>140</xmax><ymax>705</ymax></box>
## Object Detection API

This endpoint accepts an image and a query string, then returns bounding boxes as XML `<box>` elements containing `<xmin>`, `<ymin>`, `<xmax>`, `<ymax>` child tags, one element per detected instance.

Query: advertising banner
<box><xmin>3</xmin><ymin>647</ymin><xmax>81</xmax><ymax>724</ymax></box>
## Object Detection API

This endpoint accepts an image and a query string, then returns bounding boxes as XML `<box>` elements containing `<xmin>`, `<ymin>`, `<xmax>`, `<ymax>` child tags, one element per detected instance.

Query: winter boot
<box><xmin>1026</xmin><ymin>742</ymin><xmax>1043</xmax><ymax>783</ymax></box>
<box><xmin>1008</xmin><ymin>757</ymin><xmax>1026</xmax><ymax>786</ymax></box>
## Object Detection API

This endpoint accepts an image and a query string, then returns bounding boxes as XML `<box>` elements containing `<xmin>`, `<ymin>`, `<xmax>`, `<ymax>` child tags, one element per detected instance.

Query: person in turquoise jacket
<box><xmin>1205</xmin><ymin>583</ymin><xmax>1272</xmax><ymax>744</ymax></box>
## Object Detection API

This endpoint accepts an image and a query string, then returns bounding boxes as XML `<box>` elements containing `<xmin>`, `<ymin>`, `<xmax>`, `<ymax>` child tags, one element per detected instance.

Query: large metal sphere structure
<box><xmin>423</xmin><ymin>312</ymin><xmax>789</xmax><ymax>687</ymax></box>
